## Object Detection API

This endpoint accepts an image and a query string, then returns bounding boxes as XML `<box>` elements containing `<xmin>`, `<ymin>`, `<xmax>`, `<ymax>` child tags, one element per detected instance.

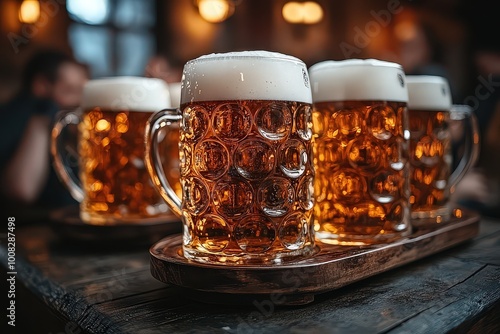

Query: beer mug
<box><xmin>407</xmin><ymin>76</ymin><xmax>480</xmax><ymax>224</ymax></box>
<box><xmin>52</xmin><ymin>77</ymin><xmax>176</xmax><ymax>224</ymax></box>
<box><xmin>309</xmin><ymin>59</ymin><xmax>411</xmax><ymax>245</ymax></box>
<box><xmin>145</xmin><ymin>51</ymin><xmax>316</xmax><ymax>264</ymax></box>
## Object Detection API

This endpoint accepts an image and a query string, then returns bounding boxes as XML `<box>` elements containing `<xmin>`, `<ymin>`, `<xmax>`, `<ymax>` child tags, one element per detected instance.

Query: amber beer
<box><xmin>146</xmin><ymin>51</ymin><xmax>315</xmax><ymax>264</ymax></box>
<box><xmin>407</xmin><ymin>76</ymin><xmax>479</xmax><ymax>224</ymax></box>
<box><xmin>52</xmin><ymin>77</ymin><xmax>178</xmax><ymax>224</ymax></box>
<box><xmin>309</xmin><ymin>59</ymin><xmax>411</xmax><ymax>245</ymax></box>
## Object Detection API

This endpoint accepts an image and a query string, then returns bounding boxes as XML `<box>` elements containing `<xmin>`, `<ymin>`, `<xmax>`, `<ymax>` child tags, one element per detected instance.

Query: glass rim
<box><xmin>186</xmin><ymin>51</ymin><xmax>306</xmax><ymax>66</ymax></box>
<box><xmin>309</xmin><ymin>58</ymin><xmax>403</xmax><ymax>73</ymax></box>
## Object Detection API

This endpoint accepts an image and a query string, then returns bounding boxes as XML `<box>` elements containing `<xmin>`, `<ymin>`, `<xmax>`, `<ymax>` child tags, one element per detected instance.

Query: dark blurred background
<box><xmin>0</xmin><ymin>0</ymin><xmax>497</xmax><ymax>100</ymax></box>
<box><xmin>0</xmin><ymin>0</ymin><xmax>499</xmax><ymax>215</ymax></box>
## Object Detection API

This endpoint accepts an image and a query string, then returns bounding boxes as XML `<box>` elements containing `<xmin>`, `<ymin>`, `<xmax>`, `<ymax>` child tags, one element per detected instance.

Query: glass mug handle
<box><xmin>448</xmin><ymin>104</ymin><xmax>480</xmax><ymax>191</ymax></box>
<box><xmin>50</xmin><ymin>109</ymin><xmax>84</xmax><ymax>202</ymax></box>
<box><xmin>145</xmin><ymin>108</ymin><xmax>183</xmax><ymax>217</ymax></box>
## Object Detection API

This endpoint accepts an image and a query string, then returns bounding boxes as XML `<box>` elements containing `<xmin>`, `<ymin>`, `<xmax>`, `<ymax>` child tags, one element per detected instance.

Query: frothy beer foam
<box><xmin>309</xmin><ymin>59</ymin><xmax>408</xmax><ymax>103</ymax></box>
<box><xmin>82</xmin><ymin>76</ymin><xmax>170</xmax><ymax>112</ymax></box>
<box><xmin>181</xmin><ymin>51</ymin><xmax>312</xmax><ymax>104</ymax></box>
<box><xmin>406</xmin><ymin>75</ymin><xmax>452</xmax><ymax>111</ymax></box>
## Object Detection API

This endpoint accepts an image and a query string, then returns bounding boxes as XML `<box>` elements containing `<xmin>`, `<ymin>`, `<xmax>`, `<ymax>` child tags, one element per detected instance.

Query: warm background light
<box><xmin>283</xmin><ymin>1</ymin><xmax>323</xmax><ymax>24</ymax></box>
<box><xmin>198</xmin><ymin>0</ymin><xmax>232</xmax><ymax>23</ymax></box>
<box><xmin>19</xmin><ymin>0</ymin><xmax>40</xmax><ymax>24</ymax></box>
<box><xmin>282</xmin><ymin>2</ymin><xmax>303</xmax><ymax>24</ymax></box>
<box><xmin>394</xmin><ymin>21</ymin><xmax>418</xmax><ymax>41</ymax></box>
<box><xmin>302</xmin><ymin>2</ymin><xmax>323</xmax><ymax>24</ymax></box>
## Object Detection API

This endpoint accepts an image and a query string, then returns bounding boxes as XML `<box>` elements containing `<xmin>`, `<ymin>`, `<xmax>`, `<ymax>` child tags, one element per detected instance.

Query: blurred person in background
<box><xmin>145</xmin><ymin>54</ymin><xmax>183</xmax><ymax>107</ymax></box>
<box><xmin>0</xmin><ymin>49</ymin><xmax>88</xmax><ymax>213</ymax></box>
<box><xmin>390</xmin><ymin>10</ymin><xmax>455</xmax><ymax>98</ymax></box>
<box><xmin>451</xmin><ymin>1</ymin><xmax>500</xmax><ymax>217</ymax></box>
<box><xmin>144</xmin><ymin>54</ymin><xmax>183</xmax><ymax>84</ymax></box>
<box><xmin>452</xmin><ymin>49</ymin><xmax>500</xmax><ymax>217</ymax></box>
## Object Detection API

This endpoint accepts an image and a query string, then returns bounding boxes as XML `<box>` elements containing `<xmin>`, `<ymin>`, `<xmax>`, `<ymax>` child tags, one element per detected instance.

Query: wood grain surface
<box><xmin>149</xmin><ymin>212</ymin><xmax>479</xmax><ymax>305</ymax></box>
<box><xmin>1</xmin><ymin>213</ymin><xmax>499</xmax><ymax>334</ymax></box>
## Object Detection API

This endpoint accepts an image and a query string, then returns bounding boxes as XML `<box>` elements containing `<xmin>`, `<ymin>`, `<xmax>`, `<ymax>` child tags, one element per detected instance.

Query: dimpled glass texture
<box><xmin>312</xmin><ymin>101</ymin><xmax>412</xmax><ymax>245</ymax></box>
<box><xmin>409</xmin><ymin>109</ymin><xmax>452</xmax><ymax>220</ymax></box>
<box><xmin>179</xmin><ymin>100</ymin><xmax>316</xmax><ymax>264</ymax></box>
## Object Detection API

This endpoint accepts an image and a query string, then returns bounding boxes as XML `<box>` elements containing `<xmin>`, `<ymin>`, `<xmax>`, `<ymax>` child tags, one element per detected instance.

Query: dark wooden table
<box><xmin>1</xmin><ymin>214</ymin><xmax>499</xmax><ymax>334</ymax></box>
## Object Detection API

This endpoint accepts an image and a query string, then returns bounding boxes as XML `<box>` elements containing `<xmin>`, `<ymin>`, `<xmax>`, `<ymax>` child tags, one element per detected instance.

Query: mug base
<box><xmin>181</xmin><ymin>244</ymin><xmax>318</xmax><ymax>266</ymax></box>
<box><xmin>411</xmin><ymin>206</ymin><xmax>452</xmax><ymax>227</ymax></box>
<box><xmin>49</xmin><ymin>205</ymin><xmax>181</xmax><ymax>246</ymax></box>
<box><xmin>80</xmin><ymin>211</ymin><xmax>177</xmax><ymax>225</ymax></box>
<box><xmin>314</xmin><ymin>228</ymin><xmax>412</xmax><ymax>246</ymax></box>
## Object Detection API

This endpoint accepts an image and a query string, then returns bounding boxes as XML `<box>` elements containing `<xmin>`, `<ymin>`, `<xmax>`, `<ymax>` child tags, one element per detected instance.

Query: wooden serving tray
<box><xmin>49</xmin><ymin>206</ymin><xmax>182</xmax><ymax>245</ymax></box>
<box><xmin>150</xmin><ymin>209</ymin><xmax>480</xmax><ymax>305</ymax></box>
